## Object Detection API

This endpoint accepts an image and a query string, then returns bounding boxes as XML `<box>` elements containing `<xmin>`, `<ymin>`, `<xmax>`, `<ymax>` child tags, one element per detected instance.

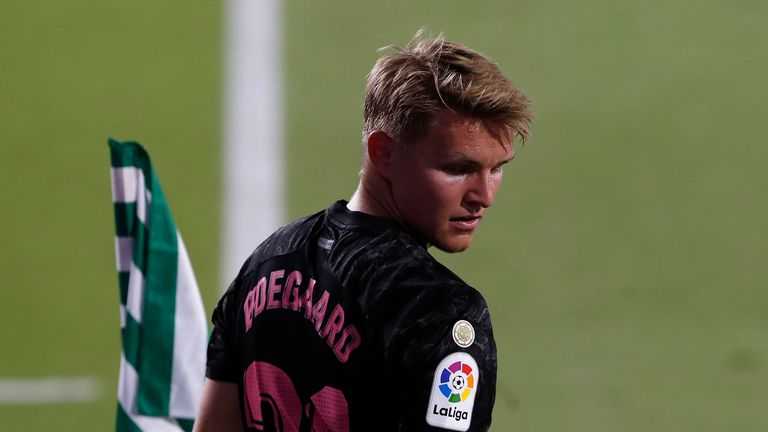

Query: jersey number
<box><xmin>243</xmin><ymin>361</ymin><xmax>349</xmax><ymax>432</ymax></box>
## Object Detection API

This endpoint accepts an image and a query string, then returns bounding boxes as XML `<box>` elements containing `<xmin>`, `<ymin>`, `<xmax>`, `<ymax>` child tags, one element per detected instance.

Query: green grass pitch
<box><xmin>1</xmin><ymin>0</ymin><xmax>767</xmax><ymax>430</ymax></box>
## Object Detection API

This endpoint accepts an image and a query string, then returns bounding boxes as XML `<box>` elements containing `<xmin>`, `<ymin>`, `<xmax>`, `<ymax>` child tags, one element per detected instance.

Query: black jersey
<box><xmin>207</xmin><ymin>201</ymin><xmax>497</xmax><ymax>431</ymax></box>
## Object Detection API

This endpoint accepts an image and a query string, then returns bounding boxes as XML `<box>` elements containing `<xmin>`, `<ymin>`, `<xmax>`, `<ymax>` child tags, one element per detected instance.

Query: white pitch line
<box><xmin>221</xmin><ymin>0</ymin><xmax>285</xmax><ymax>291</ymax></box>
<box><xmin>0</xmin><ymin>377</ymin><xmax>101</xmax><ymax>404</ymax></box>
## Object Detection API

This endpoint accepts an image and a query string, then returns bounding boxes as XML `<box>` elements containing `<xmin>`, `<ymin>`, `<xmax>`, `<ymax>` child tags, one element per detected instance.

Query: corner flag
<box><xmin>108</xmin><ymin>139</ymin><xmax>208</xmax><ymax>432</ymax></box>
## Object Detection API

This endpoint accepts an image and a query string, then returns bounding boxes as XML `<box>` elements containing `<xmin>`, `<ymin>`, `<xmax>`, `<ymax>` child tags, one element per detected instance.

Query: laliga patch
<box><xmin>452</xmin><ymin>320</ymin><xmax>475</xmax><ymax>348</ymax></box>
<box><xmin>426</xmin><ymin>352</ymin><xmax>479</xmax><ymax>431</ymax></box>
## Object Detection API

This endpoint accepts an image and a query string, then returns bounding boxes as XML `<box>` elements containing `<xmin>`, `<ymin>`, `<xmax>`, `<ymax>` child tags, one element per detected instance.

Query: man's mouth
<box><xmin>450</xmin><ymin>215</ymin><xmax>482</xmax><ymax>230</ymax></box>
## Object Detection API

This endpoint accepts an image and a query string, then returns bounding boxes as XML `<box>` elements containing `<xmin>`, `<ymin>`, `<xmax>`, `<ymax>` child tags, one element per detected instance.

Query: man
<box><xmin>195</xmin><ymin>32</ymin><xmax>532</xmax><ymax>431</ymax></box>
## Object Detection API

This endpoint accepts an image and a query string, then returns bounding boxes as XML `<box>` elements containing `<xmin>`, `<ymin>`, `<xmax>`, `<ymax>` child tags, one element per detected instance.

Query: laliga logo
<box><xmin>439</xmin><ymin>360</ymin><xmax>475</xmax><ymax>403</ymax></box>
<box><xmin>432</xmin><ymin>360</ymin><xmax>474</xmax><ymax>421</ymax></box>
<box><xmin>427</xmin><ymin>352</ymin><xmax>478</xmax><ymax>430</ymax></box>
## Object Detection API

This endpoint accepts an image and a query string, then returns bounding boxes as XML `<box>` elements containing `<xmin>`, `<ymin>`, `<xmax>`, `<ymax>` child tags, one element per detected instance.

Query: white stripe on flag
<box><xmin>168</xmin><ymin>233</ymin><xmax>208</xmax><ymax>418</ymax></box>
<box><xmin>136</xmin><ymin>181</ymin><xmax>148</xmax><ymax>225</ymax></box>
<box><xmin>117</xmin><ymin>355</ymin><xmax>185</xmax><ymax>432</ymax></box>
<box><xmin>125</xmin><ymin>262</ymin><xmax>145</xmax><ymax>323</ymax></box>
<box><xmin>117</xmin><ymin>353</ymin><xmax>137</xmax><ymax>414</ymax></box>
<box><xmin>115</xmin><ymin>236</ymin><xmax>133</xmax><ymax>272</ymax></box>
<box><xmin>119</xmin><ymin>304</ymin><xmax>126</xmax><ymax>329</ymax></box>
<box><xmin>111</xmin><ymin>167</ymin><xmax>140</xmax><ymax>203</ymax></box>
<box><xmin>110</xmin><ymin>167</ymin><xmax>150</xmax><ymax>224</ymax></box>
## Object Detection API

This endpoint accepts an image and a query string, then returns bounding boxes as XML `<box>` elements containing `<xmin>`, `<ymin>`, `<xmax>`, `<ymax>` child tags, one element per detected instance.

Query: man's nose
<box><xmin>465</xmin><ymin>171</ymin><xmax>495</xmax><ymax>208</ymax></box>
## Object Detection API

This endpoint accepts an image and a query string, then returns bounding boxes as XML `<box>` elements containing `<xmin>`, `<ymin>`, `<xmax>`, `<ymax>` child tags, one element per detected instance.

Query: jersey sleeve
<box><xmin>205</xmin><ymin>259</ymin><xmax>250</xmax><ymax>383</ymax></box>
<box><xmin>377</xmin><ymin>275</ymin><xmax>497</xmax><ymax>431</ymax></box>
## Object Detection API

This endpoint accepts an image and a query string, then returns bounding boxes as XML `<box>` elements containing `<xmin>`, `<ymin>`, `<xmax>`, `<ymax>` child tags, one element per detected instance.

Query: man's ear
<box><xmin>366</xmin><ymin>131</ymin><xmax>397</xmax><ymax>178</ymax></box>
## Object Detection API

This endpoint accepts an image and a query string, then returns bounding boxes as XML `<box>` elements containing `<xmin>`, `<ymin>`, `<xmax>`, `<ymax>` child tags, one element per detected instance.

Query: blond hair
<box><xmin>363</xmin><ymin>30</ymin><xmax>533</xmax><ymax>145</ymax></box>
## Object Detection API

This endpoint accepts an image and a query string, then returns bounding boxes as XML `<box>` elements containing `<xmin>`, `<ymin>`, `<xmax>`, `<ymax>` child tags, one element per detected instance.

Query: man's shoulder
<box><xmin>329</xmin><ymin>218</ymin><xmax>455</xmax><ymax>282</ymax></box>
<box><xmin>363</xmin><ymin>230</ymin><xmax>469</xmax><ymax>290</ymax></box>
<box><xmin>240</xmin><ymin>208</ymin><xmax>327</xmax><ymax>276</ymax></box>
<box><xmin>334</xmin><ymin>226</ymin><xmax>488</xmax><ymax>318</ymax></box>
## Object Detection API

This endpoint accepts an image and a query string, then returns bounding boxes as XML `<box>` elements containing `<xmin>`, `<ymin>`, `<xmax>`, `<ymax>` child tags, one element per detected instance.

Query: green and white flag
<box><xmin>108</xmin><ymin>139</ymin><xmax>208</xmax><ymax>432</ymax></box>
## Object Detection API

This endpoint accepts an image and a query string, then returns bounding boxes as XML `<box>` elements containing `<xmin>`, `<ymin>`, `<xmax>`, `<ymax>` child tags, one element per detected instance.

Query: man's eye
<box><xmin>442</xmin><ymin>166</ymin><xmax>467</xmax><ymax>174</ymax></box>
<box><xmin>492</xmin><ymin>165</ymin><xmax>504</xmax><ymax>174</ymax></box>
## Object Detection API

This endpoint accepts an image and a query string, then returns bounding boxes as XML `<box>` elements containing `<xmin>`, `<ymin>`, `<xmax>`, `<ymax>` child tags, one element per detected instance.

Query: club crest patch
<box><xmin>426</xmin><ymin>352</ymin><xmax>479</xmax><ymax>431</ymax></box>
<box><xmin>452</xmin><ymin>320</ymin><xmax>475</xmax><ymax>348</ymax></box>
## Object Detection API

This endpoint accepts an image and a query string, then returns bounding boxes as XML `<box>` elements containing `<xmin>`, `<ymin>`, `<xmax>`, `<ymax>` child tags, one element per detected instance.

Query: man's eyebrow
<box><xmin>498</xmin><ymin>154</ymin><xmax>516</xmax><ymax>165</ymax></box>
<box><xmin>440</xmin><ymin>152</ymin><xmax>516</xmax><ymax>166</ymax></box>
<box><xmin>439</xmin><ymin>154</ymin><xmax>483</xmax><ymax>168</ymax></box>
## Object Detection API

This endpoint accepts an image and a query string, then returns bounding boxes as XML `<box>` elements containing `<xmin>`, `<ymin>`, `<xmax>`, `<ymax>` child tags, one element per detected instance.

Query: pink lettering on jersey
<box><xmin>282</xmin><ymin>270</ymin><xmax>302</xmax><ymax>311</ymax></box>
<box><xmin>333</xmin><ymin>326</ymin><xmax>362</xmax><ymax>363</ymax></box>
<box><xmin>267</xmin><ymin>269</ymin><xmax>285</xmax><ymax>310</ymax></box>
<box><xmin>320</xmin><ymin>304</ymin><xmax>345</xmax><ymax>347</ymax></box>
<box><xmin>254</xmin><ymin>277</ymin><xmax>267</xmax><ymax>317</ymax></box>
<box><xmin>244</xmin><ymin>276</ymin><xmax>267</xmax><ymax>332</ymax></box>
<box><xmin>243</xmin><ymin>362</ymin><xmax>350</xmax><ymax>431</ymax></box>
<box><xmin>242</xmin><ymin>271</ymin><xmax>363</xmax><ymax>363</ymax></box>
<box><xmin>244</xmin><ymin>290</ymin><xmax>255</xmax><ymax>332</ymax></box>
<box><xmin>309</xmin><ymin>386</ymin><xmax>350</xmax><ymax>432</ymax></box>
<box><xmin>299</xmin><ymin>278</ymin><xmax>315</xmax><ymax>319</ymax></box>
<box><xmin>311</xmin><ymin>291</ymin><xmax>330</xmax><ymax>332</ymax></box>
<box><xmin>243</xmin><ymin>362</ymin><xmax>302</xmax><ymax>431</ymax></box>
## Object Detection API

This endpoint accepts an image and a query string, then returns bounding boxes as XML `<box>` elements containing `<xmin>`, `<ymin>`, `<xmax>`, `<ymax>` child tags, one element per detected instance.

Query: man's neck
<box><xmin>348</xmin><ymin>179</ymin><xmax>430</xmax><ymax>248</ymax></box>
<box><xmin>347</xmin><ymin>177</ymin><xmax>401</xmax><ymax>223</ymax></box>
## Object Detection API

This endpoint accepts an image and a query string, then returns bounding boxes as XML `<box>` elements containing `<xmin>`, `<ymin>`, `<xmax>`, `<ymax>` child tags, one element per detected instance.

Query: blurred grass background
<box><xmin>1</xmin><ymin>0</ymin><xmax>767</xmax><ymax>430</ymax></box>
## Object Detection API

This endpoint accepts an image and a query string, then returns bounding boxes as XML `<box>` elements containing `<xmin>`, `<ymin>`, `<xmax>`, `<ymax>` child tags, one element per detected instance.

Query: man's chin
<box><xmin>430</xmin><ymin>237</ymin><xmax>473</xmax><ymax>253</ymax></box>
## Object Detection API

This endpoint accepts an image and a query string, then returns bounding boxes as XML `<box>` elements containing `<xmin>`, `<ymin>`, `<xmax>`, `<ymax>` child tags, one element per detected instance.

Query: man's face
<box><xmin>388</xmin><ymin>110</ymin><xmax>514</xmax><ymax>252</ymax></box>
